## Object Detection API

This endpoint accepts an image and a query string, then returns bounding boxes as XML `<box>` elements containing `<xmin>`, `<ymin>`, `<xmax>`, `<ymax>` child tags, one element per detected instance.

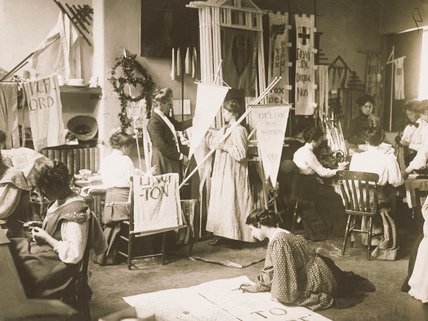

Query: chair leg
<box><xmin>367</xmin><ymin>216</ymin><xmax>373</xmax><ymax>261</ymax></box>
<box><xmin>350</xmin><ymin>217</ymin><xmax>356</xmax><ymax>248</ymax></box>
<box><xmin>161</xmin><ymin>233</ymin><xmax>166</xmax><ymax>265</ymax></box>
<box><xmin>127</xmin><ymin>232</ymin><xmax>134</xmax><ymax>270</ymax></box>
<box><xmin>342</xmin><ymin>215</ymin><xmax>352</xmax><ymax>256</ymax></box>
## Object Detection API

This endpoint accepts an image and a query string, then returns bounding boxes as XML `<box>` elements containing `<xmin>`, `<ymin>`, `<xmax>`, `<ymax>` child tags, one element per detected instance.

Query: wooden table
<box><xmin>404</xmin><ymin>178</ymin><xmax>428</xmax><ymax>208</ymax></box>
<box><xmin>0</xmin><ymin>229</ymin><xmax>76</xmax><ymax>321</ymax></box>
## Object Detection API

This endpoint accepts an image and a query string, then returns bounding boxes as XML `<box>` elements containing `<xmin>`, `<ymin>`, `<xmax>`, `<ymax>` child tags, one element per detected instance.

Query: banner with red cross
<box><xmin>294</xmin><ymin>14</ymin><xmax>317</xmax><ymax>115</ymax></box>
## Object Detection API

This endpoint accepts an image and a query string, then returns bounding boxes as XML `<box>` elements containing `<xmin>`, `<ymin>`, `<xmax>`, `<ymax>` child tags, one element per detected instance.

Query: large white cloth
<box><xmin>100</xmin><ymin>149</ymin><xmax>134</xmax><ymax>188</ymax></box>
<box><xmin>406</xmin><ymin>123</ymin><xmax>428</xmax><ymax>173</ymax></box>
<box><xmin>408</xmin><ymin>197</ymin><xmax>428</xmax><ymax>302</ymax></box>
<box><xmin>1</xmin><ymin>147</ymin><xmax>45</xmax><ymax>177</ymax></box>
<box><xmin>31</xmin><ymin>12</ymin><xmax>80</xmax><ymax>82</ymax></box>
<box><xmin>22</xmin><ymin>75</ymin><xmax>66</xmax><ymax>151</ymax></box>
<box><xmin>349</xmin><ymin>145</ymin><xmax>403</xmax><ymax>187</ymax></box>
<box><xmin>293</xmin><ymin>143</ymin><xmax>337</xmax><ymax>178</ymax></box>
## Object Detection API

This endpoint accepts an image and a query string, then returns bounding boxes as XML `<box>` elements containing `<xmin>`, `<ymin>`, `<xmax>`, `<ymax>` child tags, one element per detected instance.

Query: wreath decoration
<box><xmin>109</xmin><ymin>52</ymin><xmax>155</xmax><ymax>132</ymax></box>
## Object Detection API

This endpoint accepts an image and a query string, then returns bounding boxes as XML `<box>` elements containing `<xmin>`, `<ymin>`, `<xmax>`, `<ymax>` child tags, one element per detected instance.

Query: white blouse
<box><xmin>350</xmin><ymin>145</ymin><xmax>403</xmax><ymax>187</ymax></box>
<box><xmin>45</xmin><ymin>196</ymin><xmax>89</xmax><ymax>264</ymax></box>
<box><xmin>293</xmin><ymin>143</ymin><xmax>338</xmax><ymax>177</ymax></box>
<box><xmin>407</xmin><ymin>123</ymin><xmax>428</xmax><ymax>173</ymax></box>
<box><xmin>100</xmin><ymin>149</ymin><xmax>134</xmax><ymax>188</ymax></box>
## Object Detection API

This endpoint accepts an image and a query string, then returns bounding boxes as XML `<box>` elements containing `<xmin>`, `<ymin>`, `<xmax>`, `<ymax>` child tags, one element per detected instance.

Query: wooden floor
<box><xmin>89</xmin><ymin>228</ymin><xmax>428</xmax><ymax>321</ymax></box>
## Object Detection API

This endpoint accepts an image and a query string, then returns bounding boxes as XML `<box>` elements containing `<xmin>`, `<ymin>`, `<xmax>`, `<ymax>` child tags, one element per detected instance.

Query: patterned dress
<box><xmin>255</xmin><ymin>232</ymin><xmax>336</xmax><ymax>310</ymax></box>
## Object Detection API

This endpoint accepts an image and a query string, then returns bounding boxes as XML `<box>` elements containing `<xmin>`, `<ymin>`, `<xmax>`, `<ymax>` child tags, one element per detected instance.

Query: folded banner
<box><xmin>189</xmin><ymin>83</ymin><xmax>230</xmax><ymax>158</ymax></box>
<box><xmin>0</xmin><ymin>83</ymin><xmax>20</xmax><ymax>148</ymax></box>
<box><xmin>133</xmin><ymin>173</ymin><xmax>183</xmax><ymax>233</ymax></box>
<box><xmin>251</xmin><ymin>105</ymin><xmax>290</xmax><ymax>185</ymax></box>
<box><xmin>22</xmin><ymin>75</ymin><xmax>66</xmax><ymax>151</ymax></box>
<box><xmin>394</xmin><ymin>57</ymin><xmax>405</xmax><ymax>100</ymax></box>
<box><xmin>295</xmin><ymin>14</ymin><xmax>317</xmax><ymax>115</ymax></box>
<box><xmin>268</xmin><ymin>12</ymin><xmax>291</xmax><ymax>104</ymax></box>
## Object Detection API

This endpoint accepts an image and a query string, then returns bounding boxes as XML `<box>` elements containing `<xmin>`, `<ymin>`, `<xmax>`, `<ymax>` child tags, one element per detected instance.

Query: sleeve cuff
<box><xmin>179</xmin><ymin>153</ymin><xmax>184</xmax><ymax>160</ymax></box>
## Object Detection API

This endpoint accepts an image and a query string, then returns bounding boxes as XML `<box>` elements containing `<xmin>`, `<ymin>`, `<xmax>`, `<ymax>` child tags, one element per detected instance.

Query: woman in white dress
<box><xmin>408</xmin><ymin>197</ymin><xmax>428</xmax><ymax>302</ymax></box>
<box><xmin>205</xmin><ymin>100</ymin><xmax>254</xmax><ymax>245</ymax></box>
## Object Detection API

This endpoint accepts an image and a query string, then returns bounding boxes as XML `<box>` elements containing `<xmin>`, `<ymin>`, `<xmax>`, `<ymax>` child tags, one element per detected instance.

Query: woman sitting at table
<box><xmin>10</xmin><ymin>159</ymin><xmax>106</xmax><ymax>298</ymax></box>
<box><xmin>239</xmin><ymin>209</ymin><xmax>375</xmax><ymax>311</ymax></box>
<box><xmin>350</xmin><ymin>127</ymin><xmax>403</xmax><ymax>260</ymax></box>
<box><xmin>292</xmin><ymin>127</ymin><xmax>347</xmax><ymax>240</ymax></box>
<box><xmin>96</xmin><ymin>129</ymin><xmax>135</xmax><ymax>265</ymax></box>
<box><xmin>347</xmin><ymin>94</ymin><xmax>380</xmax><ymax>145</ymax></box>
<box><xmin>0</xmin><ymin>150</ymin><xmax>32</xmax><ymax>237</ymax></box>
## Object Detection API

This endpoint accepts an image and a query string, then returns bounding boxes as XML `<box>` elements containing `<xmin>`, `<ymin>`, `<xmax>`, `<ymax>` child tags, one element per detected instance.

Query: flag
<box><xmin>251</xmin><ymin>105</ymin><xmax>290</xmax><ymax>185</ymax></box>
<box><xmin>31</xmin><ymin>12</ymin><xmax>80</xmax><ymax>83</ymax></box>
<box><xmin>188</xmin><ymin>83</ymin><xmax>230</xmax><ymax>158</ymax></box>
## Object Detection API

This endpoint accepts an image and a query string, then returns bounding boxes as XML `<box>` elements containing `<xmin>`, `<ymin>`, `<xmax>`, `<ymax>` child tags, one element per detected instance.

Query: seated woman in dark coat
<box><xmin>239</xmin><ymin>209</ymin><xmax>375</xmax><ymax>311</ymax></box>
<box><xmin>347</xmin><ymin>94</ymin><xmax>380</xmax><ymax>145</ymax></box>
<box><xmin>292</xmin><ymin>127</ymin><xmax>347</xmax><ymax>240</ymax></box>
<box><xmin>10</xmin><ymin>159</ymin><xmax>106</xmax><ymax>299</ymax></box>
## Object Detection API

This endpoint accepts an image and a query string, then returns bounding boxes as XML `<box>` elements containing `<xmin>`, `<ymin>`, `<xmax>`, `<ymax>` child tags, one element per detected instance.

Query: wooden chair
<box><xmin>337</xmin><ymin>170</ymin><xmax>380</xmax><ymax>260</ymax></box>
<box><xmin>118</xmin><ymin>177</ymin><xmax>188</xmax><ymax>270</ymax></box>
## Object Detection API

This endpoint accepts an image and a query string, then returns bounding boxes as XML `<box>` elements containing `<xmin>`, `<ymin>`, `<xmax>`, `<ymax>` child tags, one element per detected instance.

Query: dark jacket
<box><xmin>347</xmin><ymin>113</ymin><xmax>380</xmax><ymax>145</ymax></box>
<box><xmin>147</xmin><ymin>112</ymin><xmax>192</xmax><ymax>178</ymax></box>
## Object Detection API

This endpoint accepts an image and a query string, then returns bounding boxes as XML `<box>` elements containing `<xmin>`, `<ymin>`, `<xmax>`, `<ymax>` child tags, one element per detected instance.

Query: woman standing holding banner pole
<box><xmin>205</xmin><ymin>100</ymin><xmax>254</xmax><ymax>245</ymax></box>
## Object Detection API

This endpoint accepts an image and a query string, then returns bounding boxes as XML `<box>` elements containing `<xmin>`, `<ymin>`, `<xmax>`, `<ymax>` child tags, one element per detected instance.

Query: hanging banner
<box><xmin>251</xmin><ymin>105</ymin><xmax>290</xmax><ymax>185</ymax></box>
<box><xmin>22</xmin><ymin>75</ymin><xmax>66</xmax><ymax>151</ymax></box>
<box><xmin>366</xmin><ymin>53</ymin><xmax>383</xmax><ymax>106</ymax></box>
<box><xmin>295</xmin><ymin>14</ymin><xmax>317</xmax><ymax>115</ymax></box>
<box><xmin>133</xmin><ymin>173</ymin><xmax>183</xmax><ymax>233</ymax></box>
<box><xmin>188</xmin><ymin>83</ymin><xmax>230</xmax><ymax>158</ymax></box>
<box><xmin>394</xmin><ymin>57</ymin><xmax>405</xmax><ymax>100</ymax></box>
<box><xmin>268</xmin><ymin>12</ymin><xmax>291</xmax><ymax>103</ymax></box>
<box><xmin>317</xmin><ymin>65</ymin><xmax>329</xmax><ymax>116</ymax></box>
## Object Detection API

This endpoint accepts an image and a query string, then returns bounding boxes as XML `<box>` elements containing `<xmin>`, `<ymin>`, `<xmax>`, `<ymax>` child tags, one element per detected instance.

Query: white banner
<box><xmin>188</xmin><ymin>83</ymin><xmax>229</xmax><ymax>158</ymax></box>
<box><xmin>22</xmin><ymin>75</ymin><xmax>66</xmax><ymax>151</ymax></box>
<box><xmin>124</xmin><ymin>276</ymin><xmax>331</xmax><ymax>321</ymax></box>
<box><xmin>295</xmin><ymin>14</ymin><xmax>317</xmax><ymax>115</ymax></box>
<box><xmin>268</xmin><ymin>12</ymin><xmax>291</xmax><ymax>104</ymax></box>
<box><xmin>133</xmin><ymin>173</ymin><xmax>183</xmax><ymax>233</ymax></box>
<box><xmin>394</xmin><ymin>57</ymin><xmax>405</xmax><ymax>100</ymax></box>
<box><xmin>251</xmin><ymin>105</ymin><xmax>290</xmax><ymax>185</ymax></box>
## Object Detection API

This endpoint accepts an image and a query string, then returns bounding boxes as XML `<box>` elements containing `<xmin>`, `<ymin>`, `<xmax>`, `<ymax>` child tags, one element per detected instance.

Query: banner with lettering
<box><xmin>251</xmin><ymin>105</ymin><xmax>290</xmax><ymax>185</ymax></box>
<box><xmin>133</xmin><ymin>173</ymin><xmax>183</xmax><ymax>233</ymax></box>
<box><xmin>268</xmin><ymin>12</ymin><xmax>291</xmax><ymax>104</ymax></box>
<box><xmin>295</xmin><ymin>14</ymin><xmax>317</xmax><ymax>115</ymax></box>
<box><xmin>124</xmin><ymin>276</ymin><xmax>331</xmax><ymax>321</ymax></box>
<box><xmin>22</xmin><ymin>75</ymin><xmax>65</xmax><ymax>151</ymax></box>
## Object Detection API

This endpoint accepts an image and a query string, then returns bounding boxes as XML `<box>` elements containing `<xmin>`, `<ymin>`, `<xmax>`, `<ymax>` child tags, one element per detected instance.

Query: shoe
<box><xmin>208</xmin><ymin>237</ymin><xmax>225</xmax><ymax>246</ymax></box>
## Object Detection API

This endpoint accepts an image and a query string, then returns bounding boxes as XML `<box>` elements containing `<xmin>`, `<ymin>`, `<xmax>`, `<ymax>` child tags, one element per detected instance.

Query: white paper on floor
<box><xmin>123</xmin><ymin>276</ymin><xmax>331</xmax><ymax>321</ymax></box>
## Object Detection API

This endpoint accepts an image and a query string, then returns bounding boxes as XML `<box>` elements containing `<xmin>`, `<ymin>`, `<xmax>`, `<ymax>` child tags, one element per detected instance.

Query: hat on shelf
<box><xmin>67</xmin><ymin>116</ymin><xmax>98</xmax><ymax>141</ymax></box>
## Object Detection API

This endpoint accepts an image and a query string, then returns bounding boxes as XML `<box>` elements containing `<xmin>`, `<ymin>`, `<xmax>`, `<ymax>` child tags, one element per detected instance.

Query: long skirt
<box><xmin>95</xmin><ymin>187</ymin><xmax>130</xmax><ymax>265</ymax></box>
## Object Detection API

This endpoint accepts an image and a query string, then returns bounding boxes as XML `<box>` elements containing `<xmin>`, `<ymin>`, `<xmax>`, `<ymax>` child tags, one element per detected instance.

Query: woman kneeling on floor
<box><xmin>239</xmin><ymin>209</ymin><xmax>375</xmax><ymax>311</ymax></box>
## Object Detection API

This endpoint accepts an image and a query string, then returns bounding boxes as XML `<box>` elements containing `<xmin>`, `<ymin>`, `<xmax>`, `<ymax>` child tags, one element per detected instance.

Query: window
<box><xmin>418</xmin><ymin>29</ymin><xmax>428</xmax><ymax>99</ymax></box>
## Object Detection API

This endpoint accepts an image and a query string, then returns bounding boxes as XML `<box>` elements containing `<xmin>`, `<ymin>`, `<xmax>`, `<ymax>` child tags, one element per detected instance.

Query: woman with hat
<box><xmin>205</xmin><ymin>100</ymin><xmax>255</xmax><ymax>246</ymax></box>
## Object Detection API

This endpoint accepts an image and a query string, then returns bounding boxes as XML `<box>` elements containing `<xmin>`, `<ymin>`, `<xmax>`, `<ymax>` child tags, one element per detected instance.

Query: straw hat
<box><xmin>67</xmin><ymin>116</ymin><xmax>98</xmax><ymax>141</ymax></box>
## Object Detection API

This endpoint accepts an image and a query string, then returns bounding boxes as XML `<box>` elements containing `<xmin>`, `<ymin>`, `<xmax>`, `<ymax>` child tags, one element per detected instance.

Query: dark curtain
<box><xmin>141</xmin><ymin>0</ymin><xmax>199</xmax><ymax>58</ymax></box>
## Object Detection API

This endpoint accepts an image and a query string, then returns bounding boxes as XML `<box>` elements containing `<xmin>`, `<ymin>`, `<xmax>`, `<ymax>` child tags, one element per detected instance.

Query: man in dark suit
<box><xmin>147</xmin><ymin>88</ymin><xmax>192</xmax><ymax>180</ymax></box>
